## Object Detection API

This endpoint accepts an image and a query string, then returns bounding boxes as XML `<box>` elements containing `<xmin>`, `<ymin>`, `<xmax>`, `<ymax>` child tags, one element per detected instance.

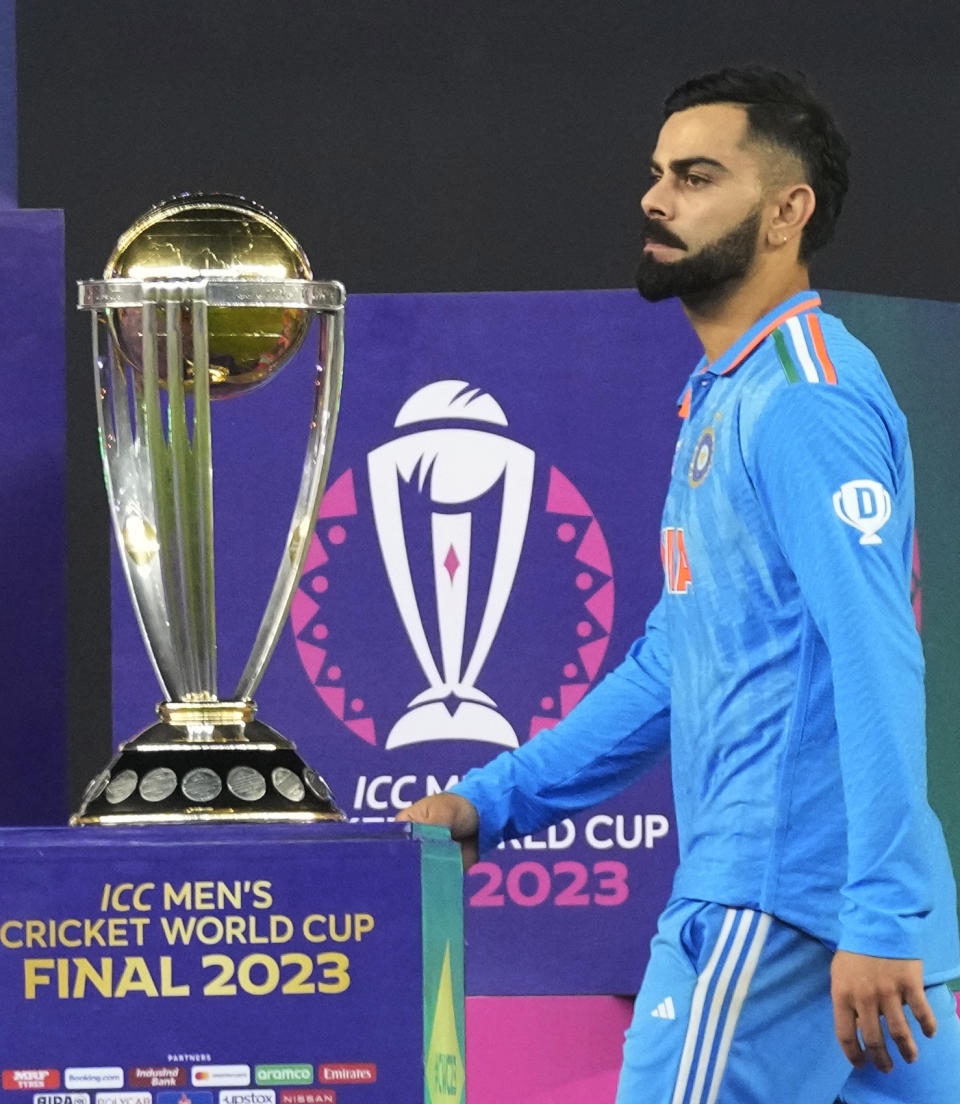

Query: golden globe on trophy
<box><xmin>72</xmin><ymin>194</ymin><xmax>346</xmax><ymax>824</ymax></box>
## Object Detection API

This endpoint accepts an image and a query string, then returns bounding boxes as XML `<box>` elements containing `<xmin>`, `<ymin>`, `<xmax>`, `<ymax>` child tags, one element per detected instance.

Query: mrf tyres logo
<box><xmin>292</xmin><ymin>380</ymin><xmax>616</xmax><ymax>753</ymax></box>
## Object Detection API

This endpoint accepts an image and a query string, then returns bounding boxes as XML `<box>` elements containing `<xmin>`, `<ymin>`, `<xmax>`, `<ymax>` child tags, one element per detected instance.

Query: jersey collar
<box><xmin>677</xmin><ymin>290</ymin><xmax>822</xmax><ymax>417</ymax></box>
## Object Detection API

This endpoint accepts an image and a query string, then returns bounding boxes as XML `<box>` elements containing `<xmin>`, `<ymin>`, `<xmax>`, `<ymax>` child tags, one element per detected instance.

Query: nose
<box><xmin>641</xmin><ymin>176</ymin><xmax>670</xmax><ymax>220</ymax></box>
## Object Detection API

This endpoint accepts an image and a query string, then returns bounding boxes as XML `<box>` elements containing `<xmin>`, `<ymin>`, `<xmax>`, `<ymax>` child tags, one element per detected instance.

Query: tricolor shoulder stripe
<box><xmin>719</xmin><ymin>293</ymin><xmax>821</xmax><ymax>375</ymax></box>
<box><xmin>774</xmin><ymin>313</ymin><xmax>839</xmax><ymax>386</ymax></box>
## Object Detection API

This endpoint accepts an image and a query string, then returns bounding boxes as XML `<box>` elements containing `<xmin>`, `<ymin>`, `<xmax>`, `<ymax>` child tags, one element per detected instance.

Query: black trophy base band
<box><xmin>70</xmin><ymin>718</ymin><xmax>345</xmax><ymax>825</ymax></box>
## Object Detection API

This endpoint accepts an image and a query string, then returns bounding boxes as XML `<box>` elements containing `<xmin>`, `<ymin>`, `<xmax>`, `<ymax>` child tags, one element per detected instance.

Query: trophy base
<box><xmin>70</xmin><ymin>711</ymin><xmax>345</xmax><ymax>826</ymax></box>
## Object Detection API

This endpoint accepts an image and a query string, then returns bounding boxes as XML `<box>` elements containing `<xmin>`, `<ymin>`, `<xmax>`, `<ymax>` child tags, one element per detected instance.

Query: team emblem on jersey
<box><xmin>688</xmin><ymin>426</ymin><xmax>715</xmax><ymax>487</ymax></box>
<box><xmin>832</xmin><ymin>479</ymin><xmax>891</xmax><ymax>545</ymax></box>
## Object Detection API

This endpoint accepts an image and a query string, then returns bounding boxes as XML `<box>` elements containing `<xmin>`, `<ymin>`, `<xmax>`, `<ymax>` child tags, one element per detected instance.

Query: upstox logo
<box><xmin>255</xmin><ymin>1067</ymin><xmax>313</xmax><ymax>1087</ymax></box>
<box><xmin>219</xmin><ymin>1091</ymin><xmax>275</xmax><ymax>1104</ymax></box>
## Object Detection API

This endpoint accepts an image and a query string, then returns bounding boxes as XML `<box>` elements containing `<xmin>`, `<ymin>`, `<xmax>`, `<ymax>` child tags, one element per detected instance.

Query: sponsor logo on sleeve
<box><xmin>280</xmin><ymin>1094</ymin><xmax>335</xmax><ymax>1104</ymax></box>
<box><xmin>317</xmin><ymin>1065</ymin><xmax>376</xmax><ymax>1085</ymax></box>
<box><xmin>64</xmin><ymin>1071</ymin><xmax>124</xmax><ymax>1091</ymax></box>
<box><xmin>4</xmin><ymin>1072</ymin><xmax>61</xmax><ymax>1091</ymax></box>
<box><xmin>94</xmin><ymin>1093</ymin><xmax>151</xmax><ymax>1104</ymax></box>
<box><xmin>33</xmin><ymin>1096</ymin><xmax>89</xmax><ymax>1104</ymax></box>
<box><xmin>832</xmin><ymin>479</ymin><xmax>891</xmax><ymax>545</ymax></box>
<box><xmin>157</xmin><ymin>1092</ymin><xmax>213</xmax><ymax>1104</ymax></box>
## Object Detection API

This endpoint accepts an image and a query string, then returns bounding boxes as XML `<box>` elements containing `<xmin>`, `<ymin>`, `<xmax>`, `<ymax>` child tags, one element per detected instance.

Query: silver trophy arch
<box><xmin>73</xmin><ymin>276</ymin><xmax>345</xmax><ymax>824</ymax></box>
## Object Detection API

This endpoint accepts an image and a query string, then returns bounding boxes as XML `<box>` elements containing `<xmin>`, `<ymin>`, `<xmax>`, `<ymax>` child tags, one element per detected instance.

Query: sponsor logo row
<box><xmin>2</xmin><ymin>1065</ymin><xmax>376</xmax><ymax>1093</ymax></box>
<box><xmin>23</xmin><ymin>1093</ymin><xmax>338</xmax><ymax>1104</ymax></box>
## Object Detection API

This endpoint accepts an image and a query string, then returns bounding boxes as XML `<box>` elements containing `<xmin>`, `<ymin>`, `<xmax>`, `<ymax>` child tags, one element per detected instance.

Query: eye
<box><xmin>684</xmin><ymin>173</ymin><xmax>709</xmax><ymax>188</ymax></box>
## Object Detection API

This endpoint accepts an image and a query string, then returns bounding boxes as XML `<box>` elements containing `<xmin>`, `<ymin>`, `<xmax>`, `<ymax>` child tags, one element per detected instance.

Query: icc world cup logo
<box><xmin>290</xmin><ymin>380</ymin><xmax>616</xmax><ymax>751</ymax></box>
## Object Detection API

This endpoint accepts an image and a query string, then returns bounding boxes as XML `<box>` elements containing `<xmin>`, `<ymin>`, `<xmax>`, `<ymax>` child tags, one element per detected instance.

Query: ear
<box><xmin>765</xmin><ymin>183</ymin><xmax>816</xmax><ymax>250</ymax></box>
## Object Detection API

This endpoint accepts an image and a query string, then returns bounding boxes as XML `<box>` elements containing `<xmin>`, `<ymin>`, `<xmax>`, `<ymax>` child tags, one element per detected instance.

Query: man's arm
<box><xmin>399</xmin><ymin>589</ymin><xmax>672</xmax><ymax>860</ymax></box>
<box><xmin>749</xmin><ymin>374</ymin><xmax>938</xmax><ymax>1070</ymax></box>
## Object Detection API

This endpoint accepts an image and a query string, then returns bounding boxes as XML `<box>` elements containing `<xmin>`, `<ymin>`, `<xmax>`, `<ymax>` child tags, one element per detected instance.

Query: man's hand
<box><xmin>396</xmin><ymin>793</ymin><xmax>480</xmax><ymax>869</ymax></box>
<box><xmin>830</xmin><ymin>950</ymin><xmax>937</xmax><ymax>1073</ymax></box>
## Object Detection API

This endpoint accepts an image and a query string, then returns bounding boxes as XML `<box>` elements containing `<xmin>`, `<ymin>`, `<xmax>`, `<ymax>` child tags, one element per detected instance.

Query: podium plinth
<box><xmin>0</xmin><ymin>823</ymin><xmax>464</xmax><ymax>1104</ymax></box>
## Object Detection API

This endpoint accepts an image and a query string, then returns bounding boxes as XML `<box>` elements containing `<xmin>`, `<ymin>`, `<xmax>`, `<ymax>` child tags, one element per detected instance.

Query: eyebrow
<box><xmin>650</xmin><ymin>156</ymin><xmax>730</xmax><ymax>176</ymax></box>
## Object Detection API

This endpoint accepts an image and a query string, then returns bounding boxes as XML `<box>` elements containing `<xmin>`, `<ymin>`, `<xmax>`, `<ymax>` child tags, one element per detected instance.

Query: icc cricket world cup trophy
<box><xmin>72</xmin><ymin>193</ymin><xmax>346</xmax><ymax>825</ymax></box>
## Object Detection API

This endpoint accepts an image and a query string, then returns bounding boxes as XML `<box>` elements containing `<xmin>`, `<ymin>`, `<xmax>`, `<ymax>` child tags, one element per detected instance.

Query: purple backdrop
<box><xmin>112</xmin><ymin>289</ymin><xmax>700</xmax><ymax>995</ymax></box>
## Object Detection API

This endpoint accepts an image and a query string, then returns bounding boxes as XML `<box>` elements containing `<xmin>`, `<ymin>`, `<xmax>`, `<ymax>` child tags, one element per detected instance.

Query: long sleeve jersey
<box><xmin>454</xmin><ymin>290</ymin><xmax>960</xmax><ymax>979</ymax></box>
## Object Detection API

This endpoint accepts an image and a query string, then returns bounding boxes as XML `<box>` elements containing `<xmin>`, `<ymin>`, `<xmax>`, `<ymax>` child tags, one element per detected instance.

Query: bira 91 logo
<box><xmin>292</xmin><ymin>380</ymin><xmax>616</xmax><ymax>754</ymax></box>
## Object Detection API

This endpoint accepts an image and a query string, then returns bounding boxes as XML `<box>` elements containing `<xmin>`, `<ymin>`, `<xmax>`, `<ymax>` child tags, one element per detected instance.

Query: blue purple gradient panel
<box><xmin>0</xmin><ymin>208</ymin><xmax>66</xmax><ymax>823</ymax></box>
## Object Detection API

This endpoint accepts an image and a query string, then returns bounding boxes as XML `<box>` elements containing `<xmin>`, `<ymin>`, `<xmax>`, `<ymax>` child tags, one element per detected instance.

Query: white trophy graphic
<box><xmin>368</xmin><ymin>380</ymin><xmax>535</xmax><ymax>749</ymax></box>
<box><xmin>832</xmin><ymin>479</ymin><xmax>892</xmax><ymax>545</ymax></box>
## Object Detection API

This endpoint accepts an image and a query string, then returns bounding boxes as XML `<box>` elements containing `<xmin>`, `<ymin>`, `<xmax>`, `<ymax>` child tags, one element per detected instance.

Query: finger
<box><xmin>858</xmin><ymin>1006</ymin><xmax>894</xmax><ymax>1074</ymax></box>
<box><xmin>395</xmin><ymin>798</ymin><xmax>451</xmax><ymax>827</ymax></box>
<box><xmin>906</xmin><ymin>989</ymin><xmax>938</xmax><ymax>1040</ymax></box>
<box><xmin>881</xmin><ymin>1000</ymin><xmax>918</xmax><ymax>1064</ymax></box>
<box><xmin>832</xmin><ymin>1001</ymin><xmax>866</xmax><ymax>1068</ymax></box>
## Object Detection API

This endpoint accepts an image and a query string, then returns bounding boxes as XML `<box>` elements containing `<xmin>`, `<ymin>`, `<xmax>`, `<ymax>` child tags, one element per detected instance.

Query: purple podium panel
<box><xmin>0</xmin><ymin>207</ymin><xmax>66</xmax><ymax>823</ymax></box>
<box><xmin>112</xmin><ymin>290</ymin><xmax>698</xmax><ymax>995</ymax></box>
<box><xmin>0</xmin><ymin>823</ymin><xmax>465</xmax><ymax>1104</ymax></box>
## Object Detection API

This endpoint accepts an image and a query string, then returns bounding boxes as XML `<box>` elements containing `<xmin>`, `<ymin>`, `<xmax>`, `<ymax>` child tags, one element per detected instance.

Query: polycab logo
<box><xmin>64</xmin><ymin>1071</ymin><xmax>124</xmax><ymax>1091</ymax></box>
<box><xmin>317</xmin><ymin>1065</ymin><xmax>376</xmax><ymax>1085</ymax></box>
<box><xmin>129</xmin><ymin>1068</ymin><xmax>187</xmax><ymax>1089</ymax></box>
<box><xmin>95</xmin><ymin>1093</ymin><xmax>151</xmax><ymax>1104</ymax></box>
<box><xmin>192</xmin><ymin>1067</ymin><xmax>251</xmax><ymax>1089</ymax></box>
<box><xmin>4</xmin><ymin>1072</ymin><xmax>61</xmax><ymax>1091</ymax></box>
<box><xmin>33</xmin><ymin>1095</ymin><xmax>89</xmax><ymax>1104</ymax></box>
<box><xmin>280</xmin><ymin>1094</ymin><xmax>335</xmax><ymax>1104</ymax></box>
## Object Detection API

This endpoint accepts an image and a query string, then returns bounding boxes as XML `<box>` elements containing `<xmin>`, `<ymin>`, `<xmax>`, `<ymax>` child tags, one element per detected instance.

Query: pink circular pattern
<box><xmin>576</xmin><ymin>620</ymin><xmax>592</xmax><ymax>638</ymax></box>
<box><xmin>576</xmin><ymin>571</ymin><xmax>592</xmax><ymax>590</ymax></box>
<box><xmin>312</xmin><ymin>624</ymin><xmax>328</xmax><ymax>640</ymax></box>
<box><xmin>541</xmin><ymin>696</ymin><xmax>554</xmax><ymax>711</ymax></box>
<box><xmin>563</xmin><ymin>663</ymin><xmax>578</xmax><ymax>678</ymax></box>
<box><xmin>328</xmin><ymin>666</ymin><xmax>342</xmax><ymax>680</ymax></box>
<box><xmin>350</xmin><ymin>698</ymin><xmax>364</xmax><ymax>713</ymax></box>
<box><xmin>328</xmin><ymin>525</ymin><xmax>346</xmax><ymax>545</ymax></box>
<box><xmin>311</xmin><ymin>575</ymin><xmax>329</xmax><ymax>594</ymax></box>
<box><xmin>556</xmin><ymin>522</ymin><xmax>576</xmax><ymax>543</ymax></box>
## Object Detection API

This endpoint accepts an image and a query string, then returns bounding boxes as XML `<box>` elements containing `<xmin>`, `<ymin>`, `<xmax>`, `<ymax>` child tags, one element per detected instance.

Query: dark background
<box><xmin>15</xmin><ymin>0</ymin><xmax>960</xmax><ymax>803</ymax></box>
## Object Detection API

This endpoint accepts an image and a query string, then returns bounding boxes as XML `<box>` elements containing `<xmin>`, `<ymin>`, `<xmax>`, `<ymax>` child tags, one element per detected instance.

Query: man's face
<box><xmin>635</xmin><ymin>103</ymin><xmax>769</xmax><ymax>304</ymax></box>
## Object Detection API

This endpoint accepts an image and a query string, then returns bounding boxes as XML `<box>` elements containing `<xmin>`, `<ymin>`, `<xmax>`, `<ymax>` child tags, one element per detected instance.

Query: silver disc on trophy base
<box><xmin>71</xmin><ymin>194</ymin><xmax>347</xmax><ymax>826</ymax></box>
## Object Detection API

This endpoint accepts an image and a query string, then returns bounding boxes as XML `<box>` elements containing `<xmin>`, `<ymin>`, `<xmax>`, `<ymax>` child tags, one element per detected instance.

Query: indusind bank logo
<box><xmin>292</xmin><ymin>380</ymin><xmax>616</xmax><ymax>749</ymax></box>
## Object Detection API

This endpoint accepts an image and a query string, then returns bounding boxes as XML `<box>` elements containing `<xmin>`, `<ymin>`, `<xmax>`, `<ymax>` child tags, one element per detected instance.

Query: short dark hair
<box><xmin>663</xmin><ymin>67</ymin><xmax>850</xmax><ymax>262</ymax></box>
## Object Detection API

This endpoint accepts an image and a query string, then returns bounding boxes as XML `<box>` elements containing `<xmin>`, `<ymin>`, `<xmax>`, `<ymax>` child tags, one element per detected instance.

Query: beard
<box><xmin>635</xmin><ymin>206</ymin><xmax>762</xmax><ymax>305</ymax></box>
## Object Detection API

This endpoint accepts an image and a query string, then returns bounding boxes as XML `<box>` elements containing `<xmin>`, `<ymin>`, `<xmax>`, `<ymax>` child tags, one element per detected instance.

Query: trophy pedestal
<box><xmin>72</xmin><ymin>710</ymin><xmax>345</xmax><ymax>825</ymax></box>
<box><xmin>0</xmin><ymin>822</ymin><xmax>465</xmax><ymax>1103</ymax></box>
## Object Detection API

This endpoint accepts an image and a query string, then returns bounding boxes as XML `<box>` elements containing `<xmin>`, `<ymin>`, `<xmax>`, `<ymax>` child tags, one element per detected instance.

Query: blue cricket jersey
<box><xmin>454</xmin><ymin>290</ymin><xmax>960</xmax><ymax>980</ymax></box>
